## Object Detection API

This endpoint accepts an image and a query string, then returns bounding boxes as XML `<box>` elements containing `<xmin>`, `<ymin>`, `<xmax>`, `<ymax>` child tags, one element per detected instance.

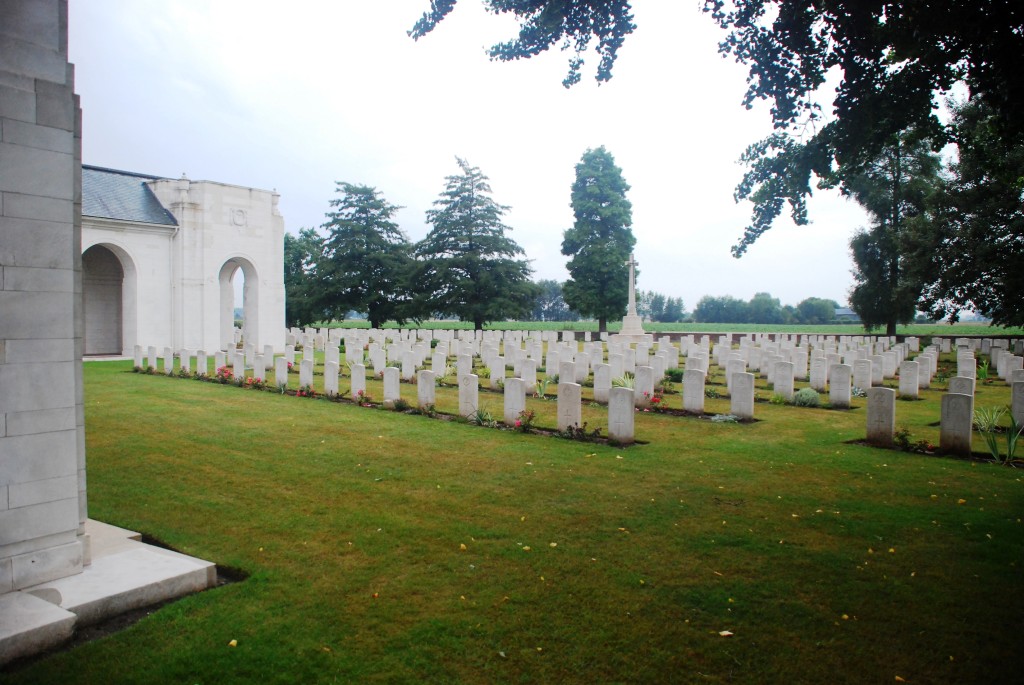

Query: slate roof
<box><xmin>82</xmin><ymin>165</ymin><xmax>178</xmax><ymax>226</ymax></box>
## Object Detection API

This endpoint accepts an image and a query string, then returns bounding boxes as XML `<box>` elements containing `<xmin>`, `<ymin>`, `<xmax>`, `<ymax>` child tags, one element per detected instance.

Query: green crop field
<box><xmin>5</xmin><ymin>354</ymin><xmax>1022</xmax><ymax>684</ymax></box>
<box><xmin>315</xmin><ymin>320</ymin><xmax>1024</xmax><ymax>337</ymax></box>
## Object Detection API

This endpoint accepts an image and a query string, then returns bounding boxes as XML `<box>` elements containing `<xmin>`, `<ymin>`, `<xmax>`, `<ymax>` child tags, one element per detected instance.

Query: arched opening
<box><xmin>83</xmin><ymin>245</ymin><xmax>125</xmax><ymax>355</ymax></box>
<box><xmin>219</xmin><ymin>257</ymin><xmax>259</xmax><ymax>350</ymax></box>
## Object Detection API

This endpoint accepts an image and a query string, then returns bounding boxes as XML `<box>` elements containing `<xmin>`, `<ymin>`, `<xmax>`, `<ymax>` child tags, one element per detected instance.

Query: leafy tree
<box><xmin>412</xmin><ymin>2</ymin><xmax>1024</xmax><ymax>256</ymax></box>
<box><xmin>661</xmin><ymin>296</ymin><xmax>685</xmax><ymax>323</ymax></box>
<box><xmin>409</xmin><ymin>0</ymin><xmax>636</xmax><ymax>88</ymax></box>
<box><xmin>845</xmin><ymin>131</ymin><xmax>941</xmax><ymax>335</ymax></box>
<box><xmin>318</xmin><ymin>183</ymin><xmax>417</xmax><ymax>329</ymax></box>
<box><xmin>561</xmin><ymin>146</ymin><xmax>635</xmax><ymax>333</ymax></box>
<box><xmin>912</xmin><ymin>99</ymin><xmax>1024</xmax><ymax>327</ymax></box>
<box><xmin>531</xmin><ymin>279</ymin><xmax>579</xmax><ymax>321</ymax></box>
<box><xmin>747</xmin><ymin>292</ymin><xmax>784</xmax><ymax>325</ymax></box>
<box><xmin>283</xmin><ymin>227</ymin><xmax>327</xmax><ymax>328</ymax></box>
<box><xmin>795</xmin><ymin>297</ymin><xmax>838</xmax><ymax>325</ymax></box>
<box><xmin>693</xmin><ymin>295</ymin><xmax>748</xmax><ymax>324</ymax></box>
<box><xmin>414</xmin><ymin>158</ymin><xmax>538</xmax><ymax>329</ymax></box>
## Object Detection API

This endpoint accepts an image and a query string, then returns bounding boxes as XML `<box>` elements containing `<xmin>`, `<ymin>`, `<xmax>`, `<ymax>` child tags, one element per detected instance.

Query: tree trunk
<box><xmin>886</xmin><ymin>320</ymin><xmax>897</xmax><ymax>337</ymax></box>
<box><xmin>598</xmin><ymin>316</ymin><xmax>607</xmax><ymax>333</ymax></box>
<box><xmin>474</xmin><ymin>316</ymin><xmax>484</xmax><ymax>331</ymax></box>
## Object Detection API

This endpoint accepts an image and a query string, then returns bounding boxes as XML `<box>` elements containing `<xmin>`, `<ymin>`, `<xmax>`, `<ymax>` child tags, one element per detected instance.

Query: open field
<box><xmin>318</xmin><ymin>320</ymin><xmax>1024</xmax><ymax>337</ymax></box>
<box><xmin>3</xmin><ymin>358</ymin><xmax>1023</xmax><ymax>684</ymax></box>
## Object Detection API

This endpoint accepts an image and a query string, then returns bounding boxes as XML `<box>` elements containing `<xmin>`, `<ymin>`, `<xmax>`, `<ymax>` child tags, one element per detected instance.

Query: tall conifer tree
<box><xmin>414</xmin><ymin>158</ymin><xmax>537</xmax><ymax>329</ymax></box>
<box><xmin>561</xmin><ymin>146</ymin><xmax>635</xmax><ymax>332</ymax></box>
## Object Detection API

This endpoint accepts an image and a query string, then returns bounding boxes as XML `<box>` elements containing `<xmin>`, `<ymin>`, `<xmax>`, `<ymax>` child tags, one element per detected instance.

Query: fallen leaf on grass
<box><xmin>719</xmin><ymin>630</ymin><xmax>733</xmax><ymax>637</ymax></box>
<box><xmin>460</xmin><ymin>543</ymin><xmax>467</xmax><ymax>551</ymax></box>
<box><xmin>228</xmin><ymin>639</ymin><xmax>237</xmax><ymax>647</ymax></box>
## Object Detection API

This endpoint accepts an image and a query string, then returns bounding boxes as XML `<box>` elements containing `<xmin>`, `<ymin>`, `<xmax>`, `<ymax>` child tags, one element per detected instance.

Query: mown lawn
<box><xmin>3</xmin><ymin>359</ymin><xmax>1022</xmax><ymax>684</ymax></box>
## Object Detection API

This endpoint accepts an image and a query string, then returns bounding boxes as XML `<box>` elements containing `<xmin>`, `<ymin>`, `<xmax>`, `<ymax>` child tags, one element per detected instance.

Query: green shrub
<box><xmin>792</xmin><ymin>388</ymin><xmax>821</xmax><ymax>407</ymax></box>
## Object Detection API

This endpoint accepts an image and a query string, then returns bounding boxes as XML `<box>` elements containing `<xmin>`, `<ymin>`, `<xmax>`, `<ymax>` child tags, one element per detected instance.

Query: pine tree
<box><xmin>561</xmin><ymin>146</ymin><xmax>635</xmax><ymax>333</ymax></box>
<box><xmin>319</xmin><ymin>183</ymin><xmax>415</xmax><ymax>328</ymax></box>
<box><xmin>414</xmin><ymin>158</ymin><xmax>537</xmax><ymax>329</ymax></box>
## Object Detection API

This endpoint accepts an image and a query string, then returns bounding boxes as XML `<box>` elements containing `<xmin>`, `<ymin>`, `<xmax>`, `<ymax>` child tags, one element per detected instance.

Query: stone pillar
<box><xmin>459</xmin><ymin>374</ymin><xmax>479</xmax><ymax>417</ymax></box>
<box><xmin>940</xmin><ymin>394</ymin><xmax>974</xmax><ymax>456</ymax></box>
<box><xmin>730</xmin><ymin>372</ymin><xmax>755</xmax><ymax>420</ymax></box>
<box><xmin>417</xmin><ymin>370</ymin><xmax>435</xmax><ymax>409</ymax></box>
<box><xmin>382</xmin><ymin>367</ymin><xmax>400</xmax><ymax>408</ymax></box>
<box><xmin>866</xmin><ymin>388</ymin><xmax>896</xmax><ymax>447</ymax></box>
<box><xmin>503</xmin><ymin>377</ymin><xmax>526</xmax><ymax>425</ymax></box>
<box><xmin>608</xmin><ymin>387</ymin><xmax>635</xmax><ymax>445</ymax></box>
<box><xmin>829</xmin><ymin>364</ymin><xmax>852</xmax><ymax>409</ymax></box>
<box><xmin>557</xmin><ymin>382</ymin><xmax>583</xmax><ymax>431</ymax></box>
<box><xmin>0</xmin><ymin>0</ymin><xmax>87</xmax><ymax>600</ymax></box>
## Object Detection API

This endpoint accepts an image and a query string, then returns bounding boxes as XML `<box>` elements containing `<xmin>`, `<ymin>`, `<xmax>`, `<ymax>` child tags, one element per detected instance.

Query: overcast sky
<box><xmin>69</xmin><ymin>0</ymin><xmax>870</xmax><ymax>310</ymax></box>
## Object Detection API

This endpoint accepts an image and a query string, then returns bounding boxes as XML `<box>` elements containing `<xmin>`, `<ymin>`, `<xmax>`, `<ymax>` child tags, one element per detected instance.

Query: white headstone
<box><xmin>866</xmin><ymin>387</ymin><xmax>896</xmax><ymax>447</ymax></box>
<box><xmin>829</xmin><ymin>364</ymin><xmax>852</xmax><ymax>409</ymax></box>
<box><xmin>459</xmin><ymin>374</ymin><xmax>479</xmax><ymax>417</ymax></box>
<box><xmin>940</xmin><ymin>394</ymin><xmax>974</xmax><ymax>456</ymax></box>
<box><xmin>608</xmin><ymin>386</ymin><xmax>635</xmax><ymax>445</ymax></box>
<box><xmin>557</xmin><ymin>382</ymin><xmax>583</xmax><ymax>431</ymax></box>
<box><xmin>730</xmin><ymin>372</ymin><xmax>755</xmax><ymax>420</ymax></box>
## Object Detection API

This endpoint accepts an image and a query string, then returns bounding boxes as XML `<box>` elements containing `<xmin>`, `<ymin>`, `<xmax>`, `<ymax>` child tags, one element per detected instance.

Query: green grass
<box><xmin>4</xmin><ymin>357</ymin><xmax>1023</xmax><ymax>684</ymax></box>
<box><xmin>314</xmin><ymin>320</ymin><xmax>1024</xmax><ymax>336</ymax></box>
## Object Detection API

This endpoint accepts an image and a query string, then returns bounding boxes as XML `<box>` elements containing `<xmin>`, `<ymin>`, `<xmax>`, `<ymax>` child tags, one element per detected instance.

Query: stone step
<box><xmin>0</xmin><ymin>520</ymin><xmax>215</xmax><ymax>666</ymax></box>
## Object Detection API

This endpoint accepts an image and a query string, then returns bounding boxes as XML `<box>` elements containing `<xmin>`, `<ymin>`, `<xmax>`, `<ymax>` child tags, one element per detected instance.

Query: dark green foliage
<box><xmin>409</xmin><ymin>0</ymin><xmax>637</xmax><ymax>88</ymax></box>
<box><xmin>637</xmin><ymin>290</ymin><xmax>686</xmax><ymax>323</ymax></box>
<box><xmin>531</xmin><ymin>279</ymin><xmax>579</xmax><ymax>321</ymax></box>
<box><xmin>693</xmin><ymin>295</ymin><xmax>748</xmax><ymax>324</ymax></box>
<box><xmin>283</xmin><ymin>228</ymin><xmax>328</xmax><ymax>328</ymax></box>
<box><xmin>847</xmin><ymin>131</ymin><xmax>941</xmax><ymax>335</ymax></box>
<box><xmin>912</xmin><ymin>99</ymin><xmax>1024</xmax><ymax>327</ymax></box>
<box><xmin>708</xmin><ymin>0</ymin><xmax>1024</xmax><ymax>256</ymax></box>
<box><xmin>319</xmin><ymin>183</ymin><xmax>417</xmax><ymax>329</ymax></box>
<box><xmin>414</xmin><ymin>158</ymin><xmax>538</xmax><ymax>329</ymax></box>
<box><xmin>561</xmin><ymin>147</ymin><xmax>635</xmax><ymax>332</ymax></box>
<box><xmin>795</xmin><ymin>297</ymin><xmax>838</xmax><ymax>325</ymax></box>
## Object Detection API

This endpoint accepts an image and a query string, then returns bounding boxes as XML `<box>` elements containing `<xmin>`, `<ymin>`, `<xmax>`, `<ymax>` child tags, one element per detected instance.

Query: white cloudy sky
<box><xmin>68</xmin><ymin>0</ymin><xmax>869</xmax><ymax>310</ymax></box>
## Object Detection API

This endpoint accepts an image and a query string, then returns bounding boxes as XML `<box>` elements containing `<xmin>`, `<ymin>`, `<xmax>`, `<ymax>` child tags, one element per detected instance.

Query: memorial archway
<box><xmin>82</xmin><ymin>244</ymin><xmax>137</xmax><ymax>355</ymax></box>
<box><xmin>219</xmin><ymin>257</ymin><xmax>259</xmax><ymax>349</ymax></box>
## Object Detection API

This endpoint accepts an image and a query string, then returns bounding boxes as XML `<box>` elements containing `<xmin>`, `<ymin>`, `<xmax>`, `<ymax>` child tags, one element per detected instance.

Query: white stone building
<box><xmin>82</xmin><ymin>165</ymin><xmax>286</xmax><ymax>355</ymax></box>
